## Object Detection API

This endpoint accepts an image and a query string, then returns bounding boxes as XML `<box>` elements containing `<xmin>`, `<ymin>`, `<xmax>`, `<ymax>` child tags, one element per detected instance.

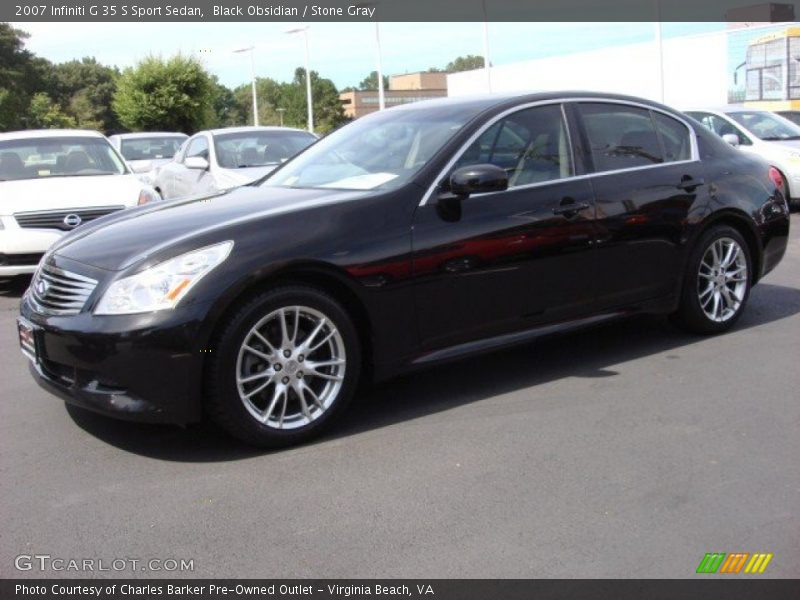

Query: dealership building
<box><xmin>446</xmin><ymin>22</ymin><xmax>799</xmax><ymax>112</ymax></box>
<box><xmin>340</xmin><ymin>71</ymin><xmax>448</xmax><ymax>118</ymax></box>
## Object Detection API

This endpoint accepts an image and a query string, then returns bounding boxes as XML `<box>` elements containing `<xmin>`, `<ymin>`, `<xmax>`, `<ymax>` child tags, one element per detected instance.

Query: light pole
<box><xmin>285</xmin><ymin>26</ymin><xmax>314</xmax><ymax>133</ymax></box>
<box><xmin>233</xmin><ymin>46</ymin><xmax>259</xmax><ymax>126</ymax></box>
<box><xmin>482</xmin><ymin>0</ymin><xmax>492</xmax><ymax>92</ymax></box>
<box><xmin>353</xmin><ymin>2</ymin><xmax>385</xmax><ymax>110</ymax></box>
<box><xmin>276</xmin><ymin>107</ymin><xmax>285</xmax><ymax>127</ymax></box>
<box><xmin>653</xmin><ymin>0</ymin><xmax>665</xmax><ymax>103</ymax></box>
<box><xmin>375</xmin><ymin>22</ymin><xmax>385</xmax><ymax>110</ymax></box>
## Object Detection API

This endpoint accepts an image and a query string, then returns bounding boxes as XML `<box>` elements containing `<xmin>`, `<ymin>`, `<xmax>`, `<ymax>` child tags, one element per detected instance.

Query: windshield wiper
<box><xmin>761</xmin><ymin>135</ymin><xmax>800</xmax><ymax>141</ymax></box>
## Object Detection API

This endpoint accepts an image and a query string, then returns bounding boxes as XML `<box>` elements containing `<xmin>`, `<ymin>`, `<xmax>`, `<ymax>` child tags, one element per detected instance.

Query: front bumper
<box><xmin>1</xmin><ymin>264</ymin><xmax>38</xmax><ymax>276</ymax></box>
<box><xmin>20</xmin><ymin>292</ymin><xmax>211</xmax><ymax>424</ymax></box>
<box><xmin>1</xmin><ymin>223</ymin><xmax>63</xmax><ymax>275</ymax></box>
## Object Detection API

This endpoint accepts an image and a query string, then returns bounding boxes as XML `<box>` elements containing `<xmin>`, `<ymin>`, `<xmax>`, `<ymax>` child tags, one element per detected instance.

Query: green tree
<box><xmin>49</xmin><ymin>58</ymin><xmax>119</xmax><ymax>131</ymax></box>
<box><xmin>112</xmin><ymin>54</ymin><xmax>215</xmax><ymax>133</ymax></box>
<box><xmin>445</xmin><ymin>55</ymin><xmax>486</xmax><ymax>72</ymax></box>
<box><xmin>208</xmin><ymin>76</ymin><xmax>241</xmax><ymax>127</ymax></box>
<box><xmin>357</xmin><ymin>70</ymin><xmax>389</xmax><ymax>91</ymax></box>
<box><xmin>0</xmin><ymin>23</ymin><xmax>46</xmax><ymax>130</ymax></box>
<box><xmin>27</xmin><ymin>92</ymin><xmax>76</xmax><ymax>128</ymax></box>
<box><xmin>283</xmin><ymin>67</ymin><xmax>346</xmax><ymax>134</ymax></box>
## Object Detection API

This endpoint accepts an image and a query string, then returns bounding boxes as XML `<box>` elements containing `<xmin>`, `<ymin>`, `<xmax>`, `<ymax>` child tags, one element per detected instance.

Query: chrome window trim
<box><xmin>419</xmin><ymin>97</ymin><xmax>700</xmax><ymax>207</ymax></box>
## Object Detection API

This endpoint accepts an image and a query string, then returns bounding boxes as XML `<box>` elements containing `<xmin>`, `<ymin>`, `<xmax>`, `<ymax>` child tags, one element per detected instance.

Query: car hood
<box><xmin>0</xmin><ymin>174</ymin><xmax>145</xmax><ymax>215</ymax></box>
<box><xmin>128</xmin><ymin>158</ymin><xmax>173</xmax><ymax>173</ymax></box>
<box><xmin>51</xmin><ymin>184</ymin><xmax>370</xmax><ymax>271</ymax></box>
<box><xmin>218</xmin><ymin>165</ymin><xmax>278</xmax><ymax>186</ymax></box>
<box><xmin>764</xmin><ymin>139</ymin><xmax>800</xmax><ymax>149</ymax></box>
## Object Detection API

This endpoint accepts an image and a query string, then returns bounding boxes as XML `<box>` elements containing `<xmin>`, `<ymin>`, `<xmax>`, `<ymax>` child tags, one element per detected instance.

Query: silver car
<box><xmin>685</xmin><ymin>107</ymin><xmax>800</xmax><ymax>209</ymax></box>
<box><xmin>108</xmin><ymin>132</ymin><xmax>188</xmax><ymax>189</ymax></box>
<box><xmin>153</xmin><ymin>126</ymin><xmax>317</xmax><ymax>200</ymax></box>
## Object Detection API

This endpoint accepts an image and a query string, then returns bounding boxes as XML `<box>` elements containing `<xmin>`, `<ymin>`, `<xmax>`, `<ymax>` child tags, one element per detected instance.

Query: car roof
<box><xmin>683</xmin><ymin>106</ymin><xmax>759</xmax><ymax>114</ymax></box>
<box><xmin>206</xmin><ymin>126</ymin><xmax>313</xmax><ymax>136</ymax></box>
<box><xmin>0</xmin><ymin>129</ymin><xmax>106</xmax><ymax>141</ymax></box>
<box><xmin>388</xmin><ymin>90</ymin><xmax>689</xmax><ymax>115</ymax></box>
<box><xmin>110</xmin><ymin>132</ymin><xmax>188</xmax><ymax>139</ymax></box>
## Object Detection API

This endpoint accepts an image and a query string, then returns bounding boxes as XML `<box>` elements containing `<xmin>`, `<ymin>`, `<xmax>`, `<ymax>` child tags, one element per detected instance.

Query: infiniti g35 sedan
<box><xmin>18</xmin><ymin>92</ymin><xmax>790</xmax><ymax>447</ymax></box>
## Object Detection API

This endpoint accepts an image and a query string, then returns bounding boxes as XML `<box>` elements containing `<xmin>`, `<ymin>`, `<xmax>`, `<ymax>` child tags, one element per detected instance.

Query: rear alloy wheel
<box><xmin>207</xmin><ymin>286</ymin><xmax>360</xmax><ymax>447</ymax></box>
<box><xmin>672</xmin><ymin>226</ymin><xmax>752</xmax><ymax>334</ymax></box>
<box><xmin>697</xmin><ymin>237</ymin><xmax>748</xmax><ymax>323</ymax></box>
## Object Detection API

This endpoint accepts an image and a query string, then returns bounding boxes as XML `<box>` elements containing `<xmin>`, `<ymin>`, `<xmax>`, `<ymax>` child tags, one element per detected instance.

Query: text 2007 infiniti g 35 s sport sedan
<box><xmin>18</xmin><ymin>92</ymin><xmax>790</xmax><ymax>447</ymax></box>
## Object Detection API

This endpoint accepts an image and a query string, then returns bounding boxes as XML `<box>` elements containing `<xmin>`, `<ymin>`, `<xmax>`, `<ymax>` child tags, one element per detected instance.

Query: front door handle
<box><xmin>676</xmin><ymin>176</ymin><xmax>705</xmax><ymax>190</ymax></box>
<box><xmin>553</xmin><ymin>201</ymin><xmax>590</xmax><ymax>216</ymax></box>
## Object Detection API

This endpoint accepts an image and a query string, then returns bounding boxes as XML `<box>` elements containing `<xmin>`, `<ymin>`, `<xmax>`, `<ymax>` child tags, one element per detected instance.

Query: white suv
<box><xmin>0</xmin><ymin>129</ymin><xmax>158</xmax><ymax>277</ymax></box>
<box><xmin>685</xmin><ymin>107</ymin><xmax>800</xmax><ymax>209</ymax></box>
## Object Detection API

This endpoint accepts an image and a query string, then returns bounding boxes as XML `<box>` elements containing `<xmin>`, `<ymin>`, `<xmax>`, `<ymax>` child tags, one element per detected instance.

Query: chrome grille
<box><xmin>14</xmin><ymin>206</ymin><xmax>125</xmax><ymax>231</ymax></box>
<box><xmin>29</xmin><ymin>264</ymin><xmax>98</xmax><ymax>316</ymax></box>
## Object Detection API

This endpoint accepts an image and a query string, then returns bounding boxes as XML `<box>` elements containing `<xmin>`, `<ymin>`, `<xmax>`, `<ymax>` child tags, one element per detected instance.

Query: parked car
<box><xmin>775</xmin><ymin>110</ymin><xmax>800</xmax><ymax>127</ymax></box>
<box><xmin>153</xmin><ymin>126</ymin><xmax>317</xmax><ymax>199</ymax></box>
<box><xmin>685</xmin><ymin>107</ymin><xmax>800</xmax><ymax>209</ymax></box>
<box><xmin>1</xmin><ymin>129</ymin><xmax>159</xmax><ymax>277</ymax></box>
<box><xmin>108</xmin><ymin>131</ymin><xmax>188</xmax><ymax>188</ymax></box>
<box><xmin>18</xmin><ymin>92</ymin><xmax>789</xmax><ymax>447</ymax></box>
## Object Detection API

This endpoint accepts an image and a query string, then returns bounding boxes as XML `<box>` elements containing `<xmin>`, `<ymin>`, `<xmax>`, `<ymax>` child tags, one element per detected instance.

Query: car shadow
<box><xmin>63</xmin><ymin>281</ymin><xmax>800</xmax><ymax>462</ymax></box>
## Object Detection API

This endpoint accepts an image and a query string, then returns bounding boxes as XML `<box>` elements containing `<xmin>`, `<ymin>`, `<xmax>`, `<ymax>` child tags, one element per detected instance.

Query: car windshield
<box><xmin>214</xmin><ymin>130</ymin><xmax>317</xmax><ymax>169</ymax></box>
<box><xmin>0</xmin><ymin>136</ymin><xmax>127</xmax><ymax>182</ymax></box>
<box><xmin>120</xmin><ymin>136</ymin><xmax>186</xmax><ymax>161</ymax></box>
<box><xmin>727</xmin><ymin>111</ymin><xmax>800</xmax><ymax>141</ymax></box>
<box><xmin>263</xmin><ymin>104</ymin><xmax>482</xmax><ymax>191</ymax></box>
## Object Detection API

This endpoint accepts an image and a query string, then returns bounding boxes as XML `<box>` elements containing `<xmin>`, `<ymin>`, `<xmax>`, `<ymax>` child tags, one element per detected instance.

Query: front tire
<box><xmin>206</xmin><ymin>286</ymin><xmax>361</xmax><ymax>447</ymax></box>
<box><xmin>671</xmin><ymin>225</ymin><xmax>752</xmax><ymax>334</ymax></box>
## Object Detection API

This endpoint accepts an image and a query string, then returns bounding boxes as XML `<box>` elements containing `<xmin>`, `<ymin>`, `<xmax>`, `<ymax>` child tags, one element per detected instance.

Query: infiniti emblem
<box><xmin>35</xmin><ymin>278</ymin><xmax>49</xmax><ymax>296</ymax></box>
<box><xmin>63</xmin><ymin>213</ymin><xmax>82</xmax><ymax>228</ymax></box>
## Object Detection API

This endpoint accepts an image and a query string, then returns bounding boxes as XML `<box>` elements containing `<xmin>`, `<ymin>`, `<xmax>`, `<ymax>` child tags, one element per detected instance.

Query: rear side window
<box><xmin>579</xmin><ymin>103</ymin><xmax>663</xmax><ymax>171</ymax></box>
<box><xmin>652</xmin><ymin>113</ymin><xmax>691</xmax><ymax>162</ymax></box>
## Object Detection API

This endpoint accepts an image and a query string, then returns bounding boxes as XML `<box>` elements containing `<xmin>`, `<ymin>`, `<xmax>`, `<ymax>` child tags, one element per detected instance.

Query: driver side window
<box><xmin>452</xmin><ymin>104</ymin><xmax>574</xmax><ymax>189</ymax></box>
<box><xmin>186</xmin><ymin>136</ymin><xmax>209</xmax><ymax>160</ymax></box>
<box><xmin>694</xmin><ymin>113</ymin><xmax>751</xmax><ymax>146</ymax></box>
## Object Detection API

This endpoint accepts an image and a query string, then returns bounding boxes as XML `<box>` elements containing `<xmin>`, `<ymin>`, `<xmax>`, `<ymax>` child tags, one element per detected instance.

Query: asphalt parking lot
<box><xmin>0</xmin><ymin>215</ymin><xmax>798</xmax><ymax>579</ymax></box>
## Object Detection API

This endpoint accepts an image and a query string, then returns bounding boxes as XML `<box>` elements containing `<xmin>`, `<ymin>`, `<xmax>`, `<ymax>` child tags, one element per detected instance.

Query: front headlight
<box><xmin>94</xmin><ymin>241</ymin><xmax>233</xmax><ymax>315</ymax></box>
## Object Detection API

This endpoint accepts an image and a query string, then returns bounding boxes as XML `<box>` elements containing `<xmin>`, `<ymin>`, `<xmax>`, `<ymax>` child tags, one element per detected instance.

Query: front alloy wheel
<box><xmin>207</xmin><ymin>286</ymin><xmax>361</xmax><ymax>447</ymax></box>
<box><xmin>236</xmin><ymin>306</ymin><xmax>346</xmax><ymax>429</ymax></box>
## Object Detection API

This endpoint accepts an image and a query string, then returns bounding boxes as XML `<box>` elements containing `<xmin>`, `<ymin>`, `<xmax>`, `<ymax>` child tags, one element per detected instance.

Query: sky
<box><xmin>12</xmin><ymin>21</ymin><xmax>724</xmax><ymax>90</ymax></box>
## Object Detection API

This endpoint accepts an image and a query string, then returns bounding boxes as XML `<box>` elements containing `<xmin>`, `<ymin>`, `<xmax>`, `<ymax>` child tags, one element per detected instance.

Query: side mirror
<box><xmin>722</xmin><ymin>133</ymin><xmax>740</xmax><ymax>147</ymax></box>
<box><xmin>449</xmin><ymin>164</ymin><xmax>508</xmax><ymax>197</ymax></box>
<box><xmin>185</xmin><ymin>156</ymin><xmax>209</xmax><ymax>170</ymax></box>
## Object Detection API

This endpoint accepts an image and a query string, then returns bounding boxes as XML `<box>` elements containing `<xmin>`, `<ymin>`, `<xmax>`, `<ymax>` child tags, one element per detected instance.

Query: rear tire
<box><xmin>206</xmin><ymin>285</ymin><xmax>361</xmax><ymax>447</ymax></box>
<box><xmin>671</xmin><ymin>225</ymin><xmax>752</xmax><ymax>334</ymax></box>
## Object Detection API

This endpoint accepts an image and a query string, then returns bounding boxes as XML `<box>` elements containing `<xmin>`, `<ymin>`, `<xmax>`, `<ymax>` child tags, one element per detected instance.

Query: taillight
<box><xmin>768</xmin><ymin>166</ymin><xmax>784</xmax><ymax>193</ymax></box>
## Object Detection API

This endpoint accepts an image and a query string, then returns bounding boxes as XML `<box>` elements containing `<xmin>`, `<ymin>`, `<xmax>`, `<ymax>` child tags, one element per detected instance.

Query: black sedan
<box><xmin>18</xmin><ymin>92</ymin><xmax>790</xmax><ymax>447</ymax></box>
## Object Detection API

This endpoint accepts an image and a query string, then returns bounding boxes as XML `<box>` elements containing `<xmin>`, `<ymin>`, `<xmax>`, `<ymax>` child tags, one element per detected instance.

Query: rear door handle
<box><xmin>676</xmin><ymin>177</ymin><xmax>705</xmax><ymax>190</ymax></box>
<box><xmin>553</xmin><ymin>201</ymin><xmax>590</xmax><ymax>216</ymax></box>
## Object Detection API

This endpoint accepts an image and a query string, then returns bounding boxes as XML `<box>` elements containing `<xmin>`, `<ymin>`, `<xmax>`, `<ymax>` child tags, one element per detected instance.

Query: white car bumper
<box><xmin>0</xmin><ymin>216</ymin><xmax>64</xmax><ymax>276</ymax></box>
